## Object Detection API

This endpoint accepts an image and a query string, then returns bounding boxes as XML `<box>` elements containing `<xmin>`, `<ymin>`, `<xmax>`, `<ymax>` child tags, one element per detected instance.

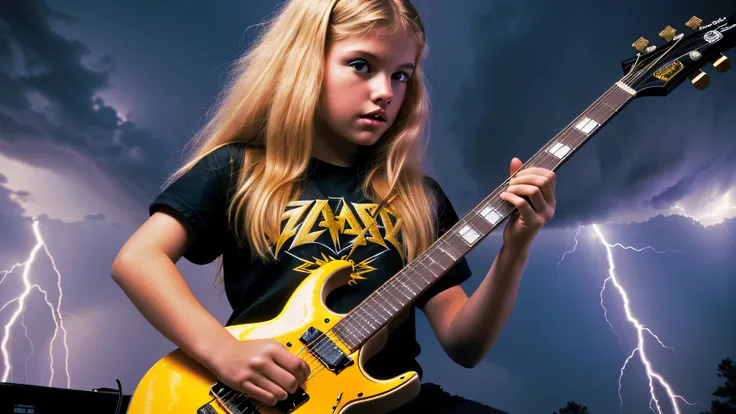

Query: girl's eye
<box><xmin>349</xmin><ymin>59</ymin><xmax>410</xmax><ymax>82</ymax></box>
<box><xmin>393</xmin><ymin>72</ymin><xmax>409</xmax><ymax>82</ymax></box>
<box><xmin>349</xmin><ymin>59</ymin><xmax>369</xmax><ymax>73</ymax></box>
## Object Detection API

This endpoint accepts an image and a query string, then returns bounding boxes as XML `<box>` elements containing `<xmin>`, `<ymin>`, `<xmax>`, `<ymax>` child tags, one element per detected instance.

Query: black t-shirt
<box><xmin>149</xmin><ymin>143</ymin><xmax>472</xmax><ymax>379</ymax></box>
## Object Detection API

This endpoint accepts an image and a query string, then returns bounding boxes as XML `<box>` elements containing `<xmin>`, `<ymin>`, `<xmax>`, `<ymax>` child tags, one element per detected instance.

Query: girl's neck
<box><xmin>312</xmin><ymin>129</ymin><xmax>358</xmax><ymax>167</ymax></box>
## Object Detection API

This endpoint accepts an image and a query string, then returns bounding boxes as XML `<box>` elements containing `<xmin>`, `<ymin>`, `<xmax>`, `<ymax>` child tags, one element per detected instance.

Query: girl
<box><xmin>112</xmin><ymin>0</ymin><xmax>556</xmax><ymax>412</ymax></box>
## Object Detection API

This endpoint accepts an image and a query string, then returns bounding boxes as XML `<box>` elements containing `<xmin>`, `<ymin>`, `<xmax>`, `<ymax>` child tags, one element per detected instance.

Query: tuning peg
<box><xmin>712</xmin><ymin>54</ymin><xmax>731</xmax><ymax>72</ymax></box>
<box><xmin>659</xmin><ymin>26</ymin><xmax>677</xmax><ymax>42</ymax></box>
<box><xmin>689</xmin><ymin>70</ymin><xmax>710</xmax><ymax>90</ymax></box>
<box><xmin>632</xmin><ymin>37</ymin><xmax>649</xmax><ymax>52</ymax></box>
<box><xmin>686</xmin><ymin>16</ymin><xmax>703</xmax><ymax>30</ymax></box>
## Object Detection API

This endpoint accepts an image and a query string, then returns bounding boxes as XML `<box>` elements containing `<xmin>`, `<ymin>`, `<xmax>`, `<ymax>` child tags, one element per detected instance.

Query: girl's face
<box><xmin>320</xmin><ymin>27</ymin><xmax>418</xmax><ymax>150</ymax></box>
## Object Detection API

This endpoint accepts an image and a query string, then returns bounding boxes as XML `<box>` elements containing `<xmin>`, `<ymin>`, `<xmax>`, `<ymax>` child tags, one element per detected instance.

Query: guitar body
<box><xmin>127</xmin><ymin>260</ymin><xmax>420</xmax><ymax>414</ymax></box>
<box><xmin>128</xmin><ymin>12</ymin><xmax>736</xmax><ymax>413</ymax></box>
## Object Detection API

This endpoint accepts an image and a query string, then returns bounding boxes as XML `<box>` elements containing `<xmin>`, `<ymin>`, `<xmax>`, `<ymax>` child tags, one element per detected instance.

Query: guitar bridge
<box><xmin>300</xmin><ymin>326</ymin><xmax>353</xmax><ymax>374</ymax></box>
<box><xmin>204</xmin><ymin>381</ymin><xmax>309</xmax><ymax>414</ymax></box>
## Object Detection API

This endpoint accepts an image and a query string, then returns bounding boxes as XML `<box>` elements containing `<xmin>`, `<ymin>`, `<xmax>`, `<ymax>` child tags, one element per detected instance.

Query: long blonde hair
<box><xmin>169</xmin><ymin>0</ymin><xmax>438</xmax><ymax>265</ymax></box>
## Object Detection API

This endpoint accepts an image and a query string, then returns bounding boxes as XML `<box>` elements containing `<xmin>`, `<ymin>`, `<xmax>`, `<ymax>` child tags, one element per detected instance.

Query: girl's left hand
<box><xmin>499</xmin><ymin>157</ymin><xmax>556</xmax><ymax>247</ymax></box>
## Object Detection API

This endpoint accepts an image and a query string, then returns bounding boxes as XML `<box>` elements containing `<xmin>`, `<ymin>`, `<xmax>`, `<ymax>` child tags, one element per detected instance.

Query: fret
<box><xmin>382</xmin><ymin>286</ymin><xmax>405</xmax><ymax>309</ymax></box>
<box><xmin>600</xmin><ymin>100</ymin><xmax>620</xmax><ymax>113</ymax></box>
<box><xmin>361</xmin><ymin>310</ymin><xmax>382</xmax><ymax>333</ymax></box>
<box><xmin>407</xmin><ymin>271</ymin><xmax>427</xmax><ymax>287</ymax></box>
<box><xmin>358</xmin><ymin>309</ymin><xmax>379</xmax><ymax>333</ymax></box>
<box><xmin>350</xmin><ymin>323</ymin><xmax>368</xmax><ymax>342</ymax></box>
<box><xmin>369</xmin><ymin>306</ymin><xmax>389</xmax><ymax>323</ymax></box>
<box><xmin>331</xmin><ymin>82</ymin><xmax>636</xmax><ymax>352</ymax></box>
<box><xmin>396</xmin><ymin>277</ymin><xmax>418</xmax><ymax>295</ymax></box>
<box><xmin>406</xmin><ymin>259</ymin><xmax>438</xmax><ymax>288</ymax></box>
<box><xmin>467</xmin><ymin>212</ymin><xmax>493</xmax><ymax>234</ymax></box>
<box><xmin>437</xmin><ymin>245</ymin><xmax>456</xmax><ymax>261</ymax></box>
<box><xmin>363</xmin><ymin>297</ymin><xmax>388</xmax><ymax>321</ymax></box>
<box><xmin>419</xmin><ymin>254</ymin><xmax>439</xmax><ymax>272</ymax></box>
<box><xmin>331</xmin><ymin>324</ymin><xmax>348</xmax><ymax>347</ymax></box>
<box><xmin>372</xmin><ymin>296</ymin><xmax>394</xmax><ymax>318</ymax></box>
<box><xmin>420</xmin><ymin>258</ymin><xmax>440</xmax><ymax>277</ymax></box>
<box><xmin>445</xmin><ymin>236</ymin><xmax>466</xmax><ymax>258</ymax></box>
<box><xmin>445</xmin><ymin>235</ymin><xmax>467</xmax><ymax>256</ymax></box>
<box><xmin>429</xmin><ymin>246</ymin><xmax>454</xmax><ymax>268</ymax></box>
<box><xmin>347</xmin><ymin>325</ymin><xmax>363</xmax><ymax>348</ymax></box>
<box><xmin>341</xmin><ymin>314</ymin><xmax>363</xmax><ymax>338</ymax></box>
<box><xmin>401</xmin><ymin>267</ymin><xmax>427</xmax><ymax>292</ymax></box>
<box><xmin>392</xmin><ymin>282</ymin><xmax>412</xmax><ymax>300</ymax></box>
<box><xmin>334</xmin><ymin>317</ymin><xmax>361</xmax><ymax>348</ymax></box>
<box><xmin>407</xmin><ymin>267</ymin><xmax>430</xmax><ymax>285</ymax></box>
<box><xmin>360</xmin><ymin>307</ymin><xmax>382</xmax><ymax>326</ymax></box>
<box><xmin>354</xmin><ymin>308</ymin><xmax>378</xmax><ymax>331</ymax></box>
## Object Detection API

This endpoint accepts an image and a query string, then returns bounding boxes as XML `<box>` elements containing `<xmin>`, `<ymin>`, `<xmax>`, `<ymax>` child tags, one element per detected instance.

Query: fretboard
<box><xmin>332</xmin><ymin>81</ymin><xmax>637</xmax><ymax>351</ymax></box>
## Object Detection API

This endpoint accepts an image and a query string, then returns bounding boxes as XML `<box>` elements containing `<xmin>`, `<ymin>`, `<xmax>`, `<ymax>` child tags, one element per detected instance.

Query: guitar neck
<box><xmin>332</xmin><ymin>81</ymin><xmax>637</xmax><ymax>351</ymax></box>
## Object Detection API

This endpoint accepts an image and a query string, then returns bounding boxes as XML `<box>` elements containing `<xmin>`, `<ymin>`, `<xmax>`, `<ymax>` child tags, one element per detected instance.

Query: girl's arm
<box><xmin>420</xmin><ymin>240</ymin><xmax>531</xmax><ymax>368</ymax></box>
<box><xmin>111</xmin><ymin>210</ymin><xmax>236</xmax><ymax>371</ymax></box>
<box><xmin>114</xmin><ymin>209</ymin><xmax>310</xmax><ymax>405</ymax></box>
<box><xmin>422</xmin><ymin>161</ymin><xmax>556</xmax><ymax>368</ymax></box>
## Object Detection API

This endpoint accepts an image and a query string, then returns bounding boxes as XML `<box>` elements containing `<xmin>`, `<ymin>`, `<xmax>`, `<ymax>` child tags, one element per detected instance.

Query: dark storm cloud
<box><xmin>0</xmin><ymin>183</ymin><xmax>34</xmax><ymax>258</ymax></box>
<box><xmin>0</xmin><ymin>0</ymin><xmax>172</xmax><ymax>202</ymax></box>
<box><xmin>452</xmin><ymin>0</ymin><xmax>736</xmax><ymax>226</ymax></box>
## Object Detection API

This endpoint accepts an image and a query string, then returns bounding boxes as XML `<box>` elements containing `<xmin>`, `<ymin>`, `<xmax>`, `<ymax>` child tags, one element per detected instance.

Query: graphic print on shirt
<box><xmin>273</xmin><ymin>197</ymin><xmax>404</xmax><ymax>285</ymax></box>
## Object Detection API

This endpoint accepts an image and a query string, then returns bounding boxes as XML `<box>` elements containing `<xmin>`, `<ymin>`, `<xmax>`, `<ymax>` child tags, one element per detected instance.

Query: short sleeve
<box><xmin>149</xmin><ymin>144</ymin><xmax>243</xmax><ymax>265</ymax></box>
<box><xmin>415</xmin><ymin>176</ymin><xmax>473</xmax><ymax>310</ymax></box>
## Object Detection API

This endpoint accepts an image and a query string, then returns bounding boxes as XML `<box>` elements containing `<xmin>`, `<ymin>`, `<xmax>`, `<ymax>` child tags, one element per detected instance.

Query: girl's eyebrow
<box><xmin>351</xmin><ymin>49</ymin><xmax>415</xmax><ymax>70</ymax></box>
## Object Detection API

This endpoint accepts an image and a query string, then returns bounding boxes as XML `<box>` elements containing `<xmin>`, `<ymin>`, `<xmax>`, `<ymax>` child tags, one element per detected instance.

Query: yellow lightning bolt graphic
<box><xmin>1</xmin><ymin>218</ymin><xmax>71</xmax><ymax>387</ymax></box>
<box><xmin>290</xmin><ymin>251</ymin><xmax>379</xmax><ymax>285</ymax></box>
<box><xmin>558</xmin><ymin>225</ymin><xmax>698</xmax><ymax>413</ymax></box>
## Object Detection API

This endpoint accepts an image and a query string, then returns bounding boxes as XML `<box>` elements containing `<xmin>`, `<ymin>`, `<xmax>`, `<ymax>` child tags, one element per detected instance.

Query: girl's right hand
<box><xmin>207</xmin><ymin>338</ymin><xmax>311</xmax><ymax>406</ymax></box>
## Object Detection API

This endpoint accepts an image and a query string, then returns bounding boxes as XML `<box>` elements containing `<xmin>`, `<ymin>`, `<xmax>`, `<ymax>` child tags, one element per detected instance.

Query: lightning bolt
<box><xmin>556</xmin><ymin>226</ymin><xmax>582</xmax><ymax>274</ymax></box>
<box><xmin>671</xmin><ymin>189</ymin><xmax>736</xmax><ymax>227</ymax></box>
<box><xmin>558</xmin><ymin>224</ymin><xmax>697</xmax><ymax>414</ymax></box>
<box><xmin>0</xmin><ymin>218</ymin><xmax>71</xmax><ymax>387</ymax></box>
<box><xmin>21</xmin><ymin>315</ymin><xmax>35</xmax><ymax>382</ymax></box>
<box><xmin>592</xmin><ymin>225</ymin><xmax>696</xmax><ymax>414</ymax></box>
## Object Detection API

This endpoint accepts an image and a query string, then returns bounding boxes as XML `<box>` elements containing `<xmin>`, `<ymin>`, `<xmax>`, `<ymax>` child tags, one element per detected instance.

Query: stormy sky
<box><xmin>1</xmin><ymin>1</ymin><xmax>735</xmax><ymax>413</ymax></box>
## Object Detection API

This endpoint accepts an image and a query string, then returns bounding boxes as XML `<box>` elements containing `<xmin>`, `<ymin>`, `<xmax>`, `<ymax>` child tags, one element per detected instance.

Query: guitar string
<box><xmin>220</xmin><ymin>87</ymin><xmax>634</xmax><ymax>414</ymax></box>
<box><xmin>336</xmin><ymin>83</ymin><xmax>635</xmax><ymax>348</ymax></box>
<box><xmin>339</xmin><ymin>82</ymin><xmax>638</xmax><ymax>353</ymax></box>
<box><xmin>219</xmin><ymin>67</ymin><xmax>641</xmax><ymax>412</ymax></box>
<box><xmin>222</xmin><ymin>85</ymin><xmax>635</xmax><ymax>413</ymax></box>
<box><xmin>296</xmin><ymin>39</ymin><xmax>690</xmax><ymax>404</ymax></box>
<box><xmin>220</xmin><ymin>82</ymin><xmax>636</xmax><ymax>412</ymax></box>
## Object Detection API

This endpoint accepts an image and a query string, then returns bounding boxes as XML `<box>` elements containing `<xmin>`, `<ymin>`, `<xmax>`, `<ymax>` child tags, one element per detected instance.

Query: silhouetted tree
<box><xmin>700</xmin><ymin>357</ymin><xmax>736</xmax><ymax>414</ymax></box>
<box><xmin>553</xmin><ymin>400</ymin><xmax>590</xmax><ymax>414</ymax></box>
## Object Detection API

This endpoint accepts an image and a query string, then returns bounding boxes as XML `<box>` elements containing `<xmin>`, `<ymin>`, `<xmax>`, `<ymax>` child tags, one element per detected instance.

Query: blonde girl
<box><xmin>112</xmin><ymin>0</ymin><xmax>556</xmax><ymax>412</ymax></box>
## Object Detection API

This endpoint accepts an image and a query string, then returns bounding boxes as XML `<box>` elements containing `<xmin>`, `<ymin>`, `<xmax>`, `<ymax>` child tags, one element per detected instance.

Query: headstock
<box><xmin>621</xmin><ymin>14</ymin><xmax>736</xmax><ymax>96</ymax></box>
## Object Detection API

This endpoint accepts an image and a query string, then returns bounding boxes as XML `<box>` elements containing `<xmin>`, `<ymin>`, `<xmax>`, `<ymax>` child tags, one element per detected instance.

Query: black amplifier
<box><xmin>0</xmin><ymin>382</ymin><xmax>130</xmax><ymax>414</ymax></box>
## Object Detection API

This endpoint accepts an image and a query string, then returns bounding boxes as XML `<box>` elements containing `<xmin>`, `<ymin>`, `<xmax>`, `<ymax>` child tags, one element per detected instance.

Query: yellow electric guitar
<box><xmin>127</xmin><ymin>14</ymin><xmax>735</xmax><ymax>414</ymax></box>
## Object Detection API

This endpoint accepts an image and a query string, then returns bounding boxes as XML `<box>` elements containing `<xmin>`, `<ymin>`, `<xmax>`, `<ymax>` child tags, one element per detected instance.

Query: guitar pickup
<box><xmin>300</xmin><ymin>326</ymin><xmax>353</xmax><ymax>374</ymax></box>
